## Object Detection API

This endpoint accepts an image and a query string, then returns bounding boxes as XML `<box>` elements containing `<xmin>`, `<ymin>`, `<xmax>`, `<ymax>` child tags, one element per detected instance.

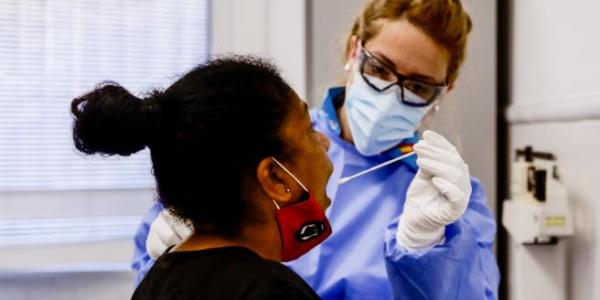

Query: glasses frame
<box><xmin>358</xmin><ymin>44</ymin><xmax>447</xmax><ymax>107</ymax></box>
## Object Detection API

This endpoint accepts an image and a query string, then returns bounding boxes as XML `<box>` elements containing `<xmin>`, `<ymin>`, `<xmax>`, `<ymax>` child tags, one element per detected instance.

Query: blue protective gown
<box><xmin>131</xmin><ymin>201</ymin><xmax>162</xmax><ymax>285</ymax></box>
<box><xmin>131</xmin><ymin>87</ymin><xmax>500</xmax><ymax>299</ymax></box>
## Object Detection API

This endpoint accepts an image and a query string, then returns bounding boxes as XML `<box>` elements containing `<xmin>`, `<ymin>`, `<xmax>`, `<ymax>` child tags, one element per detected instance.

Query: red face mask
<box><xmin>271</xmin><ymin>158</ymin><xmax>332</xmax><ymax>262</ymax></box>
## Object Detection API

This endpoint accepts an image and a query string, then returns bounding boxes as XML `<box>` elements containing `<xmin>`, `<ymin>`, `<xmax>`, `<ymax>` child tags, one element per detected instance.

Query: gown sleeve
<box><xmin>131</xmin><ymin>201</ymin><xmax>162</xmax><ymax>287</ymax></box>
<box><xmin>383</xmin><ymin>177</ymin><xmax>500</xmax><ymax>300</ymax></box>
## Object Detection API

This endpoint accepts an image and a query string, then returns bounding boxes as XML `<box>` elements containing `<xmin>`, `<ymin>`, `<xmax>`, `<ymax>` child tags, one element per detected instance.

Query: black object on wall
<box><xmin>496</xmin><ymin>0</ymin><xmax>511</xmax><ymax>299</ymax></box>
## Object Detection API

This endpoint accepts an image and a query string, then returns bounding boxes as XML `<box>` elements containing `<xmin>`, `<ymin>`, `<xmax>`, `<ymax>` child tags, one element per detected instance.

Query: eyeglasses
<box><xmin>358</xmin><ymin>45</ymin><xmax>447</xmax><ymax>107</ymax></box>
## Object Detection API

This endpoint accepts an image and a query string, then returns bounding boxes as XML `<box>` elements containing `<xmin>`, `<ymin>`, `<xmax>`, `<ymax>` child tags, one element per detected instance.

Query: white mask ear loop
<box><xmin>272</xmin><ymin>200</ymin><xmax>281</xmax><ymax>210</ymax></box>
<box><xmin>271</xmin><ymin>157</ymin><xmax>309</xmax><ymax>192</ymax></box>
<box><xmin>430</xmin><ymin>100</ymin><xmax>441</xmax><ymax>112</ymax></box>
<box><xmin>345</xmin><ymin>39</ymin><xmax>363</xmax><ymax>73</ymax></box>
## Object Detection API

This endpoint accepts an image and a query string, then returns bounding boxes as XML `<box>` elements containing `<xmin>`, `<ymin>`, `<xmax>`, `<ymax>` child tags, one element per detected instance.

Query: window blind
<box><xmin>0</xmin><ymin>0</ymin><xmax>210</xmax><ymax>192</ymax></box>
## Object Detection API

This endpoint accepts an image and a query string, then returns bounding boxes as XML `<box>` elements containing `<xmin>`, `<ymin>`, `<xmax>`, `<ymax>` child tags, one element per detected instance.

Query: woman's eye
<box><xmin>411</xmin><ymin>84</ymin><xmax>424</xmax><ymax>93</ymax></box>
<box><xmin>405</xmin><ymin>82</ymin><xmax>432</xmax><ymax>98</ymax></box>
<box><xmin>367</xmin><ymin>61</ymin><xmax>387</xmax><ymax>75</ymax></box>
<box><xmin>364</xmin><ymin>59</ymin><xmax>395</xmax><ymax>82</ymax></box>
<box><xmin>375</xmin><ymin>66</ymin><xmax>388</xmax><ymax>75</ymax></box>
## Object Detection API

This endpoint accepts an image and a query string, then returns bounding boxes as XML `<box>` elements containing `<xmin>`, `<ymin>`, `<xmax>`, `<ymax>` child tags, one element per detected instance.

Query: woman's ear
<box><xmin>344</xmin><ymin>35</ymin><xmax>360</xmax><ymax>87</ymax></box>
<box><xmin>347</xmin><ymin>35</ymin><xmax>358</xmax><ymax>62</ymax></box>
<box><xmin>256</xmin><ymin>157</ymin><xmax>293</xmax><ymax>204</ymax></box>
<box><xmin>446</xmin><ymin>80</ymin><xmax>455</xmax><ymax>93</ymax></box>
<box><xmin>345</xmin><ymin>35</ymin><xmax>359</xmax><ymax>72</ymax></box>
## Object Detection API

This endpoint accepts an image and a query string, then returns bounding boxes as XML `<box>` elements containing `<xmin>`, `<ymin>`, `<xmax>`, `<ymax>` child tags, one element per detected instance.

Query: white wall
<box><xmin>211</xmin><ymin>0</ymin><xmax>307</xmax><ymax>99</ymax></box>
<box><xmin>0</xmin><ymin>241</ymin><xmax>136</xmax><ymax>300</ymax></box>
<box><xmin>507</xmin><ymin>0</ymin><xmax>600</xmax><ymax>299</ymax></box>
<box><xmin>306</xmin><ymin>0</ymin><xmax>363</xmax><ymax>106</ymax></box>
<box><xmin>0</xmin><ymin>272</ymin><xmax>135</xmax><ymax>300</ymax></box>
<box><xmin>0</xmin><ymin>191</ymin><xmax>152</xmax><ymax>299</ymax></box>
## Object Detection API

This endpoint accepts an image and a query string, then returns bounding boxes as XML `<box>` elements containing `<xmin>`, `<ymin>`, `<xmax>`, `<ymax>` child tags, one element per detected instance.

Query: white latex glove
<box><xmin>396</xmin><ymin>130</ymin><xmax>472</xmax><ymax>249</ymax></box>
<box><xmin>146</xmin><ymin>210</ymin><xmax>193</xmax><ymax>259</ymax></box>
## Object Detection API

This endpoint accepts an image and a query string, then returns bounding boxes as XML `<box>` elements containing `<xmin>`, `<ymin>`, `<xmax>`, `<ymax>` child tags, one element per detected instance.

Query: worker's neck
<box><xmin>337</xmin><ymin>104</ymin><xmax>354</xmax><ymax>144</ymax></box>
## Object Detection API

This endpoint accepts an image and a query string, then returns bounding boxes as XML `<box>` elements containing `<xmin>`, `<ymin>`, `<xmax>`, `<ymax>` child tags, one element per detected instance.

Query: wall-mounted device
<box><xmin>503</xmin><ymin>146</ymin><xmax>573</xmax><ymax>300</ymax></box>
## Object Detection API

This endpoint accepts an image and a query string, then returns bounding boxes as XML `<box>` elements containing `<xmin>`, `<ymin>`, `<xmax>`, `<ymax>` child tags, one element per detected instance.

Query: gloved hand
<box><xmin>146</xmin><ymin>209</ymin><xmax>193</xmax><ymax>259</ymax></box>
<box><xmin>396</xmin><ymin>130</ymin><xmax>472</xmax><ymax>249</ymax></box>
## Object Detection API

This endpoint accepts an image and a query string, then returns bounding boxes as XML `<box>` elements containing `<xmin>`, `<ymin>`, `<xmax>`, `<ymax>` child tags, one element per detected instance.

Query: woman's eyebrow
<box><xmin>371</xmin><ymin>50</ymin><xmax>398</xmax><ymax>70</ymax></box>
<box><xmin>372</xmin><ymin>50</ymin><xmax>438</xmax><ymax>82</ymax></box>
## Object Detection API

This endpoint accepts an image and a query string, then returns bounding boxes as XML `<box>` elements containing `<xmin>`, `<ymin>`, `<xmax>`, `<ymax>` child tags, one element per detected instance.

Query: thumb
<box><xmin>422</xmin><ymin>130</ymin><xmax>456</xmax><ymax>151</ymax></box>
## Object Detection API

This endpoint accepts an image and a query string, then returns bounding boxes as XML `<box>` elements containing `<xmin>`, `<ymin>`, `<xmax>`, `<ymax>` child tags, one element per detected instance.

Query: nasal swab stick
<box><xmin>337</xmin><ymin>152</ymin><xmax>416</xmax><ymax>185</ymax></box>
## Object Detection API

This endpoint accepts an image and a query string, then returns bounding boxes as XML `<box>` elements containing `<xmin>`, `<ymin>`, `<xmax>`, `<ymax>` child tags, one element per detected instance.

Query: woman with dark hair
<box><xmin>71</xmin><ymin>56</ymin><xmax>332</xmax><ymax>300</ymax></box>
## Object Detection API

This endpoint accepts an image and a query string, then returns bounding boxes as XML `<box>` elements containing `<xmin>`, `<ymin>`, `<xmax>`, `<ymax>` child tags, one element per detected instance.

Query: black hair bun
<box><xmin>71</xmin><ymin>82</ymin><xmax>160</xmax><ymax>156</ymax></box>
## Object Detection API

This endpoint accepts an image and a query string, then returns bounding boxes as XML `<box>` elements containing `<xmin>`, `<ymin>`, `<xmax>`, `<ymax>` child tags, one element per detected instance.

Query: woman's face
<box><xmin>279</xmin><ymin>92</ymin><xmax>333</xmax><ymax>210</ymax></box>
<box><xmin>346</xmin><ymin>18</ymin><xmax>450</xmax><ymax>89</ymax></box>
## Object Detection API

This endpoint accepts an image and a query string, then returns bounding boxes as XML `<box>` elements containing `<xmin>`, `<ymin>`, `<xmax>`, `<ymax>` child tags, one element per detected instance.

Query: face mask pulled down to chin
<box><xmin>271</xmin><ymin>158</ymin><xmax>332</xmax><ymax>262</ymax></box>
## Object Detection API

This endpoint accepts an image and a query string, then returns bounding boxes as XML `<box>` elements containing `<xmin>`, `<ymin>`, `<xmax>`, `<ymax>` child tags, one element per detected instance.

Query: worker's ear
<box><xmin>256</xmin><ymin>157</ymin><xmax>294</xmax><ymax>204</ymax></box>
<box><xmin>344</xmin><ymin>35</ymin><xmax>359</xmax><ymax>86</ymax></box>
<box><xmin>446</xmin><ymin>80</ymin><xmax>455</xmax><ymax>93</ymax></box>
<box><xmin>346</xmin><ymin>35</ymin><xmax>359</xmax><ymax>63</ymax></box>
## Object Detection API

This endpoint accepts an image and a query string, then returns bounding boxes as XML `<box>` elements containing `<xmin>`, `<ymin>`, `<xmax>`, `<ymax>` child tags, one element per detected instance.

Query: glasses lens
<box><xmin>361</xmin><ymin>55</ymin><xmax>396</xmax><ymax>91</ymax></box>
<box><xmin>402</xmin><ymin>79</ymin><xmax>443</xmax><ymax>104</ymax></box>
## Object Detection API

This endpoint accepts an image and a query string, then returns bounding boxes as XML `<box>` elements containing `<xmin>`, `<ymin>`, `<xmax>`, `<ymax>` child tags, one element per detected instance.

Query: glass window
<box><xmin>0</xmin><ymin>0</ymin><xmax>210</xmax><ymax>246</ymax></box>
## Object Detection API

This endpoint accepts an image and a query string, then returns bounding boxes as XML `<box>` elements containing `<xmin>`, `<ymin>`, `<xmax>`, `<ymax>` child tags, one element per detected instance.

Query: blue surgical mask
<box><xmin>344</xmin><ymin>66</ymin><xmax>432</xmax><ymax>156</ymax></box>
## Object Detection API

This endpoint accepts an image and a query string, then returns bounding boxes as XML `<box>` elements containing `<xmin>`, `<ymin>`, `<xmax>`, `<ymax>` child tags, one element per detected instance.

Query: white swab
<box><xmin>337</xmin><ymin>151</ymin><xmax>416</xmax><ymax>185</ymax></box>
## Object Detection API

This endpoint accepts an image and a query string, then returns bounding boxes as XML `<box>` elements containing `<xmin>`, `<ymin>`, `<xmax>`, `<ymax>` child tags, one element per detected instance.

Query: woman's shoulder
<box><xmin>212</xmin><ymin>253</ymin><xmax>320</xmax><ymax>299</ymax></box>
<box><xmin>247</xmin><ymin>261</ymin><xmax>321</xmax><ymax>300</ymax></box>
<box><xmin>235</xmin><ymin>258</ymin><xmax>320</xmax><ymax>299</ymax></box>
<box><xmin>134</xmin><ymin>247</ymin><xmax>320</xmax><ymax>300</ymax></box>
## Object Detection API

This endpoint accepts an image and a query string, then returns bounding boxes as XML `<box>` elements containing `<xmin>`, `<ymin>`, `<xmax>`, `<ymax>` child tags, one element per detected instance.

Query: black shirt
<box><xmin>132</xmin><ymin>246</ymin><xmax>321</xmax><ymax>300</ymax></box>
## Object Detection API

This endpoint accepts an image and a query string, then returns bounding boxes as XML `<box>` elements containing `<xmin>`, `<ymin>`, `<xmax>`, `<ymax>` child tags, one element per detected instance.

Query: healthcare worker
<box><xmin>132</xmin><ymin>0</ymin><xmax>500</xmax><ymax>299</ymax></box>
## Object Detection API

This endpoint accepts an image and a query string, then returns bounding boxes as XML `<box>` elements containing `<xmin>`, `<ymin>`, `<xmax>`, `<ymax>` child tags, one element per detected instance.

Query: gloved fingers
<box><xmin>431</xmin><ymin>176</ymin><xmax>465</xmax><ymax>202</ymax></box>
<box><xmin>415</xmin><ymin>168</ymin><xmax>433</xmax><ymax>180</ymax></box>
<box><xmin>161</xmin><ymin>211</ymin><xmax>194</xmax><ymax>242</ymax></box>
<box><xmin>396</xmin><ymin>213</ymin><xmax>445</xmax><ymax>249</ymax></box>
<box><xmin>417</xmin><ymin>158</ymin><xmax>463</xmax><ymax>184</ymax></box>
<box><xmin>414</xmin><ymin>142</ymin><xmax>463</xmax><ymax>168</ymax></box>
<box><xmin>160</xmin><ymin>209</ymin><xmax>179</xmax><ymax>228</ymax></box>
<box><xmin>173</xmin><ymin>221</ymin><xmax>193</xmax><ymax>240</ymax></box>
<box><xmin>155</xmin><ymin>213</ymin><xmax>181</xmax><ymax>246</ymax></box>
<box><xmin>147</xmin><ymin>228</ymin><xmax>166</xmax><ymax>259</ymax></box>
<box><xmin>422</xmin><ymin>130</ymin><xmax>457</xmax><ymax>151</ymax></box>
<box><xmin>147</xmin><ymin>214</ymin><xmax>172</xmax><ymax>259</ymax></box>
